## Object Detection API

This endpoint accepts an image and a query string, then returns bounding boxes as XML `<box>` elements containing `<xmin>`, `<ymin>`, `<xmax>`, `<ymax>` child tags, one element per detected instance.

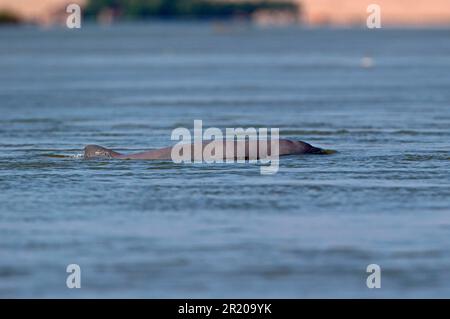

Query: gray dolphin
<box><xmin>84</xmin><ymin>139</ymin><xmax>333</xmax><ymax>160</ymax></box>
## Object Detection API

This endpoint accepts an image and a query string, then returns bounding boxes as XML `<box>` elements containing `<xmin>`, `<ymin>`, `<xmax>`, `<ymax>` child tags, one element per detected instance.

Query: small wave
<box><xmin>393</xmin><ymin>130</ymin><xmax>450</xmax><ymax>136</ymax></box>
<box><xmin>282</xmin><ymin>129</ymin><xmax>349</xmax><ymax>136</ymax></box>
<box><xmin>40</xmin><ymin>153</ymin><xmax>84</xmax><ymax>159</ymax></box>
<box><xmin>282</xmin><ymin>129</ymin><xmax>450</xmax><ymax>137</ymax></box>
<box><xmin>402</xmin><ymin>154</ymin><xmax>450</xmax><ymax>162</ymax></box>
<box><xmin>0</xmin><ymin>118</ymin><xmax>62</xmax><ymax>125</ymax></box>
<box><xmin>40</xmin><ymin>154</ymin><xmax>69</xmax><ymax>158</ymax></box>
<box><xmin>111</xmin><ymin>124</ymin><xmax>153</xmax><ymax>130</ymax></box>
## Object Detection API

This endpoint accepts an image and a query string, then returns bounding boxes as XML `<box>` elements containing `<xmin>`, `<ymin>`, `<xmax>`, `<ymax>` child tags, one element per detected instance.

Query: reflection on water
<box><xmin>0</xmin><ymin>23</ymin><xmax>450</xmax><ymax>297</ymax></box>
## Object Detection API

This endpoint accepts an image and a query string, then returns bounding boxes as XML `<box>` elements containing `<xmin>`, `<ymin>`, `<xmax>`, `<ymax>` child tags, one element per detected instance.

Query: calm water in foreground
<box><xmin>0</xmin><ymin>23</ymin><xmax>449</xmax><ymax>298</ymax></box>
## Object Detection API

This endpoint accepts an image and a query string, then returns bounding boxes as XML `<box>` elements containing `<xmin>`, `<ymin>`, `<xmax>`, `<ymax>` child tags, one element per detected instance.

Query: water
<box><xmin>0</xmin><ymin>23</ymin><xmax>450</xmax><ymax>298</ymax></box>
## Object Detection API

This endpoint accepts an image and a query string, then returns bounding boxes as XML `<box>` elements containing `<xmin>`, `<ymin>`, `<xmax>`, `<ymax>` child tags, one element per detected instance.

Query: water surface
<box><xmin>0</xmin><ymin>23</ymin><xmax>450</xmax><ymax>297</ymax></box>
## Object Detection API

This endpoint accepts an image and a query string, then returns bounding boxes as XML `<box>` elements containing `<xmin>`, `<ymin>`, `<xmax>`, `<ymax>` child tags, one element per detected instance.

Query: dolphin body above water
<box><xmin>84</xmin><ymin>139</ymin><xmax>332</xmax><ymax>160</ymax></box>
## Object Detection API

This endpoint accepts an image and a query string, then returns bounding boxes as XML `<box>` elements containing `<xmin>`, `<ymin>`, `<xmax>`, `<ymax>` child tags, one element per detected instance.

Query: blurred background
<box><xmin>1</xmin><ymin>0</ymin><xmax>450</xmax><ymax>27</ymax></box>
<box><xmin>1</xmin><ymin>1</ymin><xmax>450</xmax><ymax>298</ymax></box>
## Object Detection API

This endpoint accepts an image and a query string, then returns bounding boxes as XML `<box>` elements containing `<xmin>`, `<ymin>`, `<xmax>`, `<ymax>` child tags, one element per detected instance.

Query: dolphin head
<box><xmin>84</xmin><ymin>145</ymin><xmax>119</xmax><ymax>159</ymax></box>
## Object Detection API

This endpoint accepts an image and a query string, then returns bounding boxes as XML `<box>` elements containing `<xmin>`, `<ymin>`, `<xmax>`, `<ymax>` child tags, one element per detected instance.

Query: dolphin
<box><xmin>84</xmin><ymin>139</ymin><xmax>333</xmax><ymax>160</ymax></box>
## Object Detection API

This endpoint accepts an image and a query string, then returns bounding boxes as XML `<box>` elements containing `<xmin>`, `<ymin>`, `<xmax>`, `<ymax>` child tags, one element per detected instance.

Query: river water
<box><xmin>0</xmin><ymin>23</ymin><xmax>449</xmax><ymax>297</ymax></box>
